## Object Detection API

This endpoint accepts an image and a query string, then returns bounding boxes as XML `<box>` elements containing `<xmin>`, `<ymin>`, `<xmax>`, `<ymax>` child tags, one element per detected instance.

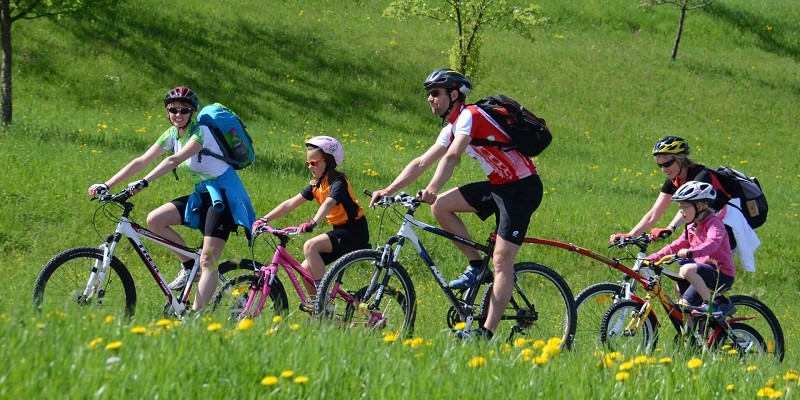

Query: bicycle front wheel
<box><xmin>32</xmin><ymin>247</ymin><xmax>137</xmax><ymax>318</ymax></box>
<box><xmin>728</xmin><ymin>295</ymin><xmax>785</xmax><ymax>362</ymax></box>
<box><xmin>480</xmin><ymin>262</ymin><xmax>576</xmax><ymax>349</ymax></box>
<box><xmin>210</xmin><ymin>274</ymin><xmax>288</xmax><ymax>322</ymax></box>
<box><xmin>574</xmin><ymin>282</ymin><xmax>624</xmax><ymax>350</ymax></box>
<box><xmin>217</xmin><ymin>258</ymin><xmax>263</xmax><ymax>285</ymax></box>
<box><xmin>600</xmin><ymin>299</ymin><xmax>659</xmax><ymax>353</ymax></box>
<box><xmin>315</xmin><ymin>249</ymin><xmax>416</xmax><ymax>335</ymax></box>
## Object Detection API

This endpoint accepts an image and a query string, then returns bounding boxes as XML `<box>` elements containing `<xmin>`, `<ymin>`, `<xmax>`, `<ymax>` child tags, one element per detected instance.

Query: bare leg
<box><xmin>192</xmin><ymin>236</ymin><xmax>226</xmax><ymax>311</ymax></box>
<box><xmin>482</xmin><ymin>237</ymin><xmax>521</xmax><ymax>333</ymax></box>
<box><xmin>300</xmin><ymin>234</ymin><xmax>333</xmax><ymax>297</ymax></box>
<box><xmin>147</xmin><ymin>203</ymin><xmax>192</xmax><ymax>263</ymax></box>
<box><xmin>680</xmin><ymin>263</ymin><xmax>711</xmax><ymax>302</ymax></box>
<box><xmin>430</xmin><ymin>188</ymin><xmax>481</xmax><ymax>261</ymax></box>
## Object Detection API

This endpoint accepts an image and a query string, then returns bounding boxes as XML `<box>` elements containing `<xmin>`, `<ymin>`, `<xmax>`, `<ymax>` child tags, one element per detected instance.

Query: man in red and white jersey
<box><xmin>370</xmin><ymin>68</ymin><xmax>543</xmax><ymax>340</ymax></box>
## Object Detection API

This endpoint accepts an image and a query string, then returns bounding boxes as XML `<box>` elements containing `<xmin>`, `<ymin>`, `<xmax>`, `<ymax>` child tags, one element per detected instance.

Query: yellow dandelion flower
<box><xmin>619</xmin><ymin>361</ymin><xmax>634</xmax><ymax>371</ymax></box>
<box><xmin>658</xmin><ymin>357</ymin><xmax>672</xmax><ymax>365</ymax></box>
<box><xmin>757</xmin><ymin>387</ymin><xmax>780</xmax><ymax>398</ymax></box>
<box><xmin>615</xmin><ymin>372</ymin><xmax>630</xmax><ymax>381</ymax></box>
<box><xmin>541</xmin><ymin>344</ymin><xmax>561</xmax><ymax>358</ymax></box>
<box><xmin>231</xmin><ymin>287</ymin><xmax>249</xmax><ymax>296</ymax></box>
<box><xmin>105</xmin><ymin>341</ymin><xmax>123</xmax><ymax>350</ymax></box>
<box><xmin>280</xmin><ymin>370</ymin><xmax>294</xmax><ymax>379</ymax></box>
<box><xmin>747</xmin><ymin>365</ymin><xmax>758</xmax><ymax>372</ymax></box>
<box><xmin>532</xmin><ymin>339</ymin><xmax>546</xmax><ymax>349</ymax></box>
<box><xmin>272</xmin><ymin>315</ymin><xmax>282</xmax><ymax>324</ymax></box>
<box><xmin>266</xmin><ymin>328</ymin><xmax>276</xmax><ymax>336</ymax></box>
<box><xmin>633</xmin><ymin>355</ymin><xmax>650</xmax><ymax>364</ymax></box>
<box><xmin>726</xmin><ymin>384</ymin><xmax>735</xmax><ymax>391</ymax></box>
<box><xmin>88</xmin><ymin>337</ymin><xmax>104</xmax><ymax>349</ymax></box>
<box><xmin>727</xmin><ymin>349</ymin><xmax>738</xmax><ymax>356</ymax></box>
<box><xmin>290</xmin><ymin>323</ymin><xmax>300</xmax><ymax>330</ymax></box>
<box><xmin>155</xmin><ymin>319</ymin><xmax>172</xmax><ymax>327</ymax></box>
<box><xmin>546</xmin><ymin>337</ymin><xmax>563</xmax><ymax>346</ymax></box>
<box><xmin>520</xmin><ymin>348</ymin><xmax>535</xmax><ymax>361</ymax></box>
<box><xmin>261</xmin><ymin>376</ymin><xmax>279</xmax><ymax>386</ymax></box>
<box><xmin>784</xmin><ymin>371</ymin><xmax>799</xmax><ymax>382</ymax></box>
<box><xmin>532</xmin><ymin>355</ymin><xmax>549</xmax><ymax>365</ymax></box>
<box><xmin>207</xmin><ymin>322</ymin><xmax>223</xmax><ymax>332</ymax></box>
<box><xmin>513</xmin><ymin>337</ymin><xmax>531</xmax><ymax>347</ymax></box>
<box><xmin>294</xmin><ymin>376</ymin><xmax>309</xmax><ymax>384</ymax></box>
<box><xmin>687</xmin><ymin>358</ymin><xmax>703</xmax><ymax>369</ymax></box>
<box><xmin>104</xmin><ymin>315</ymin><xmax>115</xmax><ymax>324</ymax></box>
<box><xmin>468</xmin><ymin>356</ymin><xmax>486</xmax><ymax>368</ymax></box>
<box><xmin>130</xmin><ymin>326</ymin><xmax>148</xmax><ymax>334</ymax></box>
<box><xmin>403</xmin><ymin>337</ymin><xmax>424</xmax><ymax>348</ymax></box>
<box><xmin>453</xmin><ymin>322</ymin><xmax>466</xmax><ymax>331</ymax></box>
<box><xmin>36</xmin><ymin>322</ymin><xmax>45</xmax><ymax>330</ymax></box>
<box><xmin>383</xmin><ymin>333</ymin><xmax>398</xmax><ymax>343</ymax></box>
<box><xmin>236</xmin><ymin>318</ymin><xmax>255</xmax><ymax>331</ymax></box>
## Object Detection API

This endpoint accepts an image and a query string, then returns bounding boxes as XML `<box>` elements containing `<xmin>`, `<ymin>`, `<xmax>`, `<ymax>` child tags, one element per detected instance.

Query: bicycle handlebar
<box><xmin>253</xmin><ymin>225</ymin><xmax>300</xmax><ymax>238</ymax></box>
<box><xmin>94</xmin><ymin>188</ymin><xmax>135</xmax><ymax>204</ymax></box>
<box><xmin>363</xmin><ymin>189</ymin><xmax>421</xmax><ymax>210</ymax></box>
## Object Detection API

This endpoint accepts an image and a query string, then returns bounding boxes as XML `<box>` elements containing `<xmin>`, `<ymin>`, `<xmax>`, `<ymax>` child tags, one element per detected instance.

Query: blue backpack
<box><xmin>196</xmin><ymin>103</ymin><xmax>255</xmax><ymax>170</ymax></box>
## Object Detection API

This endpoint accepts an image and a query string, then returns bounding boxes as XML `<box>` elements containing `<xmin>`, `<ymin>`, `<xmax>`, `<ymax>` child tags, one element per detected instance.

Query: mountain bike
<box><xmin>32</xmin><ymin>188</ymin><xmax>254</xmax><ymax>319</ymax></box>
<box><xmin>571</xmin><ymin>234</ymin><xmax>784</xmax><ymax>361</ymax></box>
<box><xmin>210</xmin><ymin>224</ymin><xmax>379</xmax><ymax>322</ymax></box>
<box><xmin>314</xmin><ymin>192</ymin><xmax>576</xmax><ymax>346</ymax></box>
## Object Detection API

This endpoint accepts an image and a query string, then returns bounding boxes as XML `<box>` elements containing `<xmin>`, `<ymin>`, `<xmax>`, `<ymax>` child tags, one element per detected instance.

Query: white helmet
<box><xmin>305</xmin><ymin>136</ymin><xmax>344</xmax><ymax>167</ymax></box>
<box><xmin>673</xmin><ymin>181</ymin><xmax>716</xmax><ymax>204</ymax></box>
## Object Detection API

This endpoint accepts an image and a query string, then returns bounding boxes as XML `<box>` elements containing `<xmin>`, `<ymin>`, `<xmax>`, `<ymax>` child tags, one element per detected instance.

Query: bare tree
<box><xmin>0</xmin><ymin>0</ymin><xmax>111</xmax><ymax>124</ymax></box>
<box><xmin>642</xmin><ymin>0</ymin><xmax>717</xmax><ymax>61</ymax></box>
<box><xmin>384</xmin><ymin>0</ymin><xmax>546</xmax><ymax>80</ymax></box>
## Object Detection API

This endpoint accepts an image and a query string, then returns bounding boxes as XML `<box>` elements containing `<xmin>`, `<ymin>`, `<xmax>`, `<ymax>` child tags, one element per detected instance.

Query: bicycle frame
<box><xmin>523</xmin><ymin>236</ymin><xmax>755</xmax><ymax>344</ymax></box>
<box><xmin>86</xmin><ymin>191</ymin><xmax>212</xmax><ymax>317</ymax></box>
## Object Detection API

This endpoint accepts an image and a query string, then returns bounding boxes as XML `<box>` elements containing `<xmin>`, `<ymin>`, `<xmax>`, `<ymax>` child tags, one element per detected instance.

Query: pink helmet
<box><xmin>306</xmin><ymin>136</ymin><xmax>344</xmax><ymax>167</ymax></box>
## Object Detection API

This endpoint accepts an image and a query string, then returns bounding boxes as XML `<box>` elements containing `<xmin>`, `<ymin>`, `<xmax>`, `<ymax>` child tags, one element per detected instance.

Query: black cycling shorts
<box><xmin>172</xmin><ymin>192</ymin><xmax>237</xmax><ymax>241</ymax></box>
<box><xmin>321</xmin><ymin>216</ymin><xmax>371</xmax><ymax>265</ymax></box>
<box><xmin>458</xmin><ymin>174</ymin><xmax>543</xmax><ymax>245</ymax></box>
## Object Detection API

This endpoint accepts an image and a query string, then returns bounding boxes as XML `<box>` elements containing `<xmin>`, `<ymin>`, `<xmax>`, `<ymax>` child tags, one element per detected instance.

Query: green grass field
<box><xmin>1</xmin><ymin>0</ymin><xmax>799</xmax><ymax>398</ymax></box>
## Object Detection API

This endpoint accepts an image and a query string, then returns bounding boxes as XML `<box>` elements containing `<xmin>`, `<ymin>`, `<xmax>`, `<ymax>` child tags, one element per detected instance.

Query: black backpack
<box><xmin>711</xmin><ymin>166</ymin><xmax>768</xmax><ymax>229</ymax></box>
<box><xmin>469</xmin><ymin>94</ymin><xmax>552</xmax><ymax>157</ymax></box>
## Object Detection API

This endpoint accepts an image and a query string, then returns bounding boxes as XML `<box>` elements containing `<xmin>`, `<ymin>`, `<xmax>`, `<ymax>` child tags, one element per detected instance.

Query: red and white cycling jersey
<box><xmin>436</xmin><ymin>104</ymin><xmax>537</xmax><ymax>185</ymax></box>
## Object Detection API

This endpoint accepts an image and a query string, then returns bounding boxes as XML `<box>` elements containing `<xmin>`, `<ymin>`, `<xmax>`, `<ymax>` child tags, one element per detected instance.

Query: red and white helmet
<box><xmin>306</xmin><ymin>136</ymin><xmax>344</xmax><ymax>167</ymax></box>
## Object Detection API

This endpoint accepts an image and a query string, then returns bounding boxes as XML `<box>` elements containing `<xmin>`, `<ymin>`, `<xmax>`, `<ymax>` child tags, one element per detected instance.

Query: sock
<box><xmin>181</xmin><ymin>260</ymin><xmax>195</xmax><ymax>270</ymax></box>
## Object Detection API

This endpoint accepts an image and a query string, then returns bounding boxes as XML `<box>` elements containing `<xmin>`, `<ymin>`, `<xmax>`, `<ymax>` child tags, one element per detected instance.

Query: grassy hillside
<box><xmin>1</xmin><ymin>0</ymin><xmax>799</xmax><ymax>397</ymax></box>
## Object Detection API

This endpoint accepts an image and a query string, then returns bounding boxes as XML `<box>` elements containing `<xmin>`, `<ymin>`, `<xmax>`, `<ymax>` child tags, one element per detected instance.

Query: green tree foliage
<box><xmin>0</xmin><ymin>0</ymin><xmax>114</xmax><ymax>124</ymax></box>
<box><xmin>641</xmin><ymin>0</ymin><xmax>717</xmax><ymax>61</ymax></box>
<box><xmin>384</xmin><ymin>0</ymin><xmax>546</xmax><ymax>81</ymax></box>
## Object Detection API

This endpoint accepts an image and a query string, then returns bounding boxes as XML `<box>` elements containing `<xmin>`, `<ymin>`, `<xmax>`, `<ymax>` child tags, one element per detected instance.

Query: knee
<box><xmin>303</xmin><ymin>238</ymin><xmax>319</xmax><ymax>255</ymax></box>
<box><xmin>679</xmin><ymin>263</ymin><xmax>697</xmax><ymax>276</ymax></box>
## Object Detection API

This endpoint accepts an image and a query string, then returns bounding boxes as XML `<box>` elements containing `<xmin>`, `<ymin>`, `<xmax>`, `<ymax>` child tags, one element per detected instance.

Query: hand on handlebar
<box><xmin>369</xmin><ymin>189</ymin><xmax>391</xmax><ymax>208</ymax></box>
<box><xmin>88</xmin><ymin>183</ymin><xmax>109</xmax><ymax>198</ymax></box>
<box><xmin>416</xmin><ymin>188</ymin><xmax>437</xmax><ymax>204</ymax></box>
<box><xmin>296</xmin><ymin>219</ymin><xmax>317</xmax><ymax>234</ymax></box>
<box><xmin>609</xmin><ymin>233</ymin><xmax>630</xmax><ymax>244</ymax></box>
<box><xmin>251</xmin><ymin>217</ymin><xmax>268</xmax><ymax>234</ymax></box>
<box><xmin>127</xmin><ymin>179</ymin><xmax>149</xmax><ymax>195</ymax></box>
<box><xmin>649</xmin><ymin>227</ymin><xmax>673</xmax><ymax>241</ymax></box>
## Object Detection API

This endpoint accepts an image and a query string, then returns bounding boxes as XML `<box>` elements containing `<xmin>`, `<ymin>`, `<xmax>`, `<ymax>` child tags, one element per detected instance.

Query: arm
<box><xmin>369</xmin><ymin>143</ymin><xmax>448</xmax><ymax>206</ymax></box>
<box><xmin>141</xmin><ymin>139</ymin><xmax>202</xmax><ymax>184</ymax></box>
<box><xmin>311</xmin><ymin>197</ymin><xmax>338</xmax><ymax>225</ymax></box>
<box><xmin>95</xmin><ymin>143</ymin><xmax>166</xmax><ymax>193</ymax></box>
<box><xmin>261</xmin><ymin>194</ymin><xmax>308</xmax><ymax>222</ymax></box>
<box><xmin>419</xmin><ymin>134</ymin><xmax>470</xmax><ymax>203</ymax></box>
<box><xmin>627</xmin><ymin>192</ymin><xmax>674</xmax><ymax>236</ymax></box>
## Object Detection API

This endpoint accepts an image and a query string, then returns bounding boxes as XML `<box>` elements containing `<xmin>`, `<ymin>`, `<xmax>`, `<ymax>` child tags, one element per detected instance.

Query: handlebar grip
<box><xmin>363</xmin><ymin>189</ymin><xmax>373</xmax><ymax>197</ymax></box>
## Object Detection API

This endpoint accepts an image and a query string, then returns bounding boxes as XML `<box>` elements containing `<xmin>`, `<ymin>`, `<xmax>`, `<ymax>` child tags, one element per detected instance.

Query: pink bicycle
<box><xmin>210</xmin><ymin>225</ymin><xmax>391</xmax><ymax>323</ymax></box>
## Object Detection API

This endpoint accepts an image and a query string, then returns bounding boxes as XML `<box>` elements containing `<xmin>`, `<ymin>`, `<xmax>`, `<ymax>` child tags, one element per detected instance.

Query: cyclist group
<box><xmin>87</xmin><ymin>68</ymin><xmax>759</xmax><ymax>340</ymax></box>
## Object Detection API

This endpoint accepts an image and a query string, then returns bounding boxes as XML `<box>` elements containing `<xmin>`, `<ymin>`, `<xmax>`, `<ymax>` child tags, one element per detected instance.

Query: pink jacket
<box><xmin>647</xmin><ymin>213</ymin><xmax>736</xmax><ymax>278</ymax></box>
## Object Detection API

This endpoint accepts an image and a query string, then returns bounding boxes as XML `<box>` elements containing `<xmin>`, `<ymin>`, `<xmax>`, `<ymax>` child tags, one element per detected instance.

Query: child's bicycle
<box><xmin>313</xmin><ymin>192</ymin><xmax>576</xmax><ymax>346</ymax></box>
<box><xmin>210</xmin><ymin>224</ymin><xmax>387</xmax><ymax>322</ymax></box>
<box><xmin>32</xmin><ymin>188</ymin><xmax>254</xmax><ymax>319</ymax></box>
<box><xmin>570</xmin><ymin>234</ymin><xmax>784</xmax><ymax>361</ymax></box>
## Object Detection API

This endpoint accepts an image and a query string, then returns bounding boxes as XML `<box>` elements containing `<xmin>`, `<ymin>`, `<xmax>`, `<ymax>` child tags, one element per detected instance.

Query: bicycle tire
<box><xmin>478</xmin><ymin>262</ymin><xmax>576</xmax><ymax>349</ymax></box>
<box><xmin>728</xmin><ymin>294</ymin><xmax>785</xmax><ymax>362</ymax></box>
<box><xmin>32</xmin><ymin>247</ymin><xmax>137</xmax><ymax>318</ymax></box>
<box><xmin>574</xmin><ymin>282</ymin><xmax>624</xmax><ymax>350</ymax></box>
<box><xmin>217</xmin><ymin>258</ymin><xmax>263</xmax><ymax>283</ymax></box>
<box><xmin>600</xmin><ymin>299</ymin><xmax>659</xmax><ymax>353</ymax></box>
<box><xmin>315</xmin><ymin>249</ymin><xmax>417</xmax><ymax>334</ymax></box>
<box><xmin>210</xmin><ymin>274</ymin><xmax>289</xmax><ymax>322</ymax></box>
<box><xmin>713</xmin><ymin>322</ymin><xmax>768</xmax><ymax>358</ymax></box>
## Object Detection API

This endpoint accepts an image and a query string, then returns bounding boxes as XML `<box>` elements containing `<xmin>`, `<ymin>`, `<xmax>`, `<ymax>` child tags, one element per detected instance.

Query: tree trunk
<box><xmin>671</xmin><ymin>0</ymin><xmax>688</xmax><ymax>61</ymax></box>
<box><xmin>1</xmin><ymin>0</ymin><xmax>11</xmax><ymax>124</ymax></box>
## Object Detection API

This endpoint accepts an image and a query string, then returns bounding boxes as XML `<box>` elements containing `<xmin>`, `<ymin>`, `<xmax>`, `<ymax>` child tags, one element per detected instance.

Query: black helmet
<box><xmin>423</xmin><ymin>68</ymin><xmax>472</xmax><ymax>95</ymax></box>
<box><xmin>653</xmin><ymin>136</ymin><xmax>690</xmax><ymax>156</ymax></box>
<box><xmin>163</xmin><ymin>86</ymin><xmax>199</xmax><ymax>109</ymax></box>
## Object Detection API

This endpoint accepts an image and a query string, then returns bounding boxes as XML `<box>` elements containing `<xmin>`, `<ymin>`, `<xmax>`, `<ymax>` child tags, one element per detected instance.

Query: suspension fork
<box><xmin>83</xmin><ymin>233</ymin><xmax>122</xmax><ymax>299</ymax></box>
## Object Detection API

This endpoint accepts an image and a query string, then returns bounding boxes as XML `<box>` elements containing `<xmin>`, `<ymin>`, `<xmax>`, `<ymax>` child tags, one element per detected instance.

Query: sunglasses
<box><xmin>427</xmin><ymin>89</ymin><xmax>445</xmax><ymax>98</ymax></box>
<box><xmin>168</xmin><ymin>107</ymin><xmax>194</xmax><ymax>115</ymax></box>
<box><xmin>657</xmin><ymin>159</ymin><xmax>676</xmax><ymax>168</ymax></box>
<box><xmin>305</xmin><ymin>158</ymin><xmax>325</xmax><ymax>167</ymax></box>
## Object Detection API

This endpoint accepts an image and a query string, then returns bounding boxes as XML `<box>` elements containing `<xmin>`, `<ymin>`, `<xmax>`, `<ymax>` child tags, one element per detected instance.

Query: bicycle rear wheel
<box><xmin>728</xmin><ymin>295</ymin><xmax>785</xmax><ymax>362</ymax></box>
<box><xmin>210</xmin><ymin>274</ymin><xmax>288</xmax><ymax>322</ymax></box>
<box><xmin>479</xmin><ymin>262</ymin><xmax>576</xmax><ymax>349</ymax></box>
<box><xmin>574</xmin><ymin>282</ymin><xmax>623</xmax><ymax>350</ymax></box>
<box><xmin>32</xmin><ymin>247</ymin><xmax>137</xmax><ymax>318</ymax></box>
<box><xmin>600</xmin><ymin>299</ymin><xmax>659</xmax><ymax>353</ymax></box>
<box><xmin>713</xmin><ymin>322</ymin><xmax>768</xmax><ymax>358</ymax></box>
<box><xmin>315</xmin><ymin>249</ymin><xmax>416</xmax><ymax>335</ymax></box>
